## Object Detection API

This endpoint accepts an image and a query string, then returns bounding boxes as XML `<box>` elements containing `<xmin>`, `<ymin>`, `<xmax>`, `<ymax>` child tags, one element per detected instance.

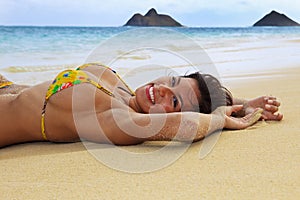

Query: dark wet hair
<box><xmin>182</xmin><ymin>72</ymin><xmax>233</xmax><ymax>114</ymax></box>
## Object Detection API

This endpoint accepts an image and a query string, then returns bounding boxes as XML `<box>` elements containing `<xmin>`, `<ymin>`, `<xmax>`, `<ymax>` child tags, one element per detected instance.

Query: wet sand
<box><xmin>0</xmin><ymin>66</ymin><xmax>299</xmax><ymax>199</ymax></box>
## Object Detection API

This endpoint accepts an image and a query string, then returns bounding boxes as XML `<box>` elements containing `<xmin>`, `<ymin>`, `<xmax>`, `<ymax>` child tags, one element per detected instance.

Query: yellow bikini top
<box><xmin>41</xmin><ymin>63</ymin><xmax>135</xmax><ymax>140</ymax></box>
<box><xmin>0</xmin><ymin>81</ymin><xmax>13</xmax><ymax>89</ymax></box>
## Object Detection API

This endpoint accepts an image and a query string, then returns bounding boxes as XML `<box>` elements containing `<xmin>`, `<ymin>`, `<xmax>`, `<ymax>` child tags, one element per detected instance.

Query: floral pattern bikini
<box><xmin>41</xmin><ymin>63</ymin><xmax>135</xmax><ymax>140</ymax></box>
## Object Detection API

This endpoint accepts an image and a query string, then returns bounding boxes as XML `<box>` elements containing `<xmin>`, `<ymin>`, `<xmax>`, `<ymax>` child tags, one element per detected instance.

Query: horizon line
<box><xmin>0</xmin><ymin>24</ymin><xmax>289</xmax><ymax>28</ymax></box>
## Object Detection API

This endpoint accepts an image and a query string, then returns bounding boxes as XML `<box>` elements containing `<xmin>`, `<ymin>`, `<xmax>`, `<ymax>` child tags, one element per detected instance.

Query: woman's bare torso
<box><xmin>0</xmin><ymin>65</ymin><xmax>136</xmax><ymax>147</ymax></box>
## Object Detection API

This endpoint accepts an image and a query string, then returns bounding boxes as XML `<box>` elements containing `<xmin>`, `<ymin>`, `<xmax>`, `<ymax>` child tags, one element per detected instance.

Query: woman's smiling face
<box><xmin>132</xmin><ymin>76</ymin><xmax>201</xmax><ymax>114</ymax></box>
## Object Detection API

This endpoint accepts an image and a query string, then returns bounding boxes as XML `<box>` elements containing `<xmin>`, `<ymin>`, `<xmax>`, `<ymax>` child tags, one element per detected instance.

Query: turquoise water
<box><xmin>0</xmin><ymin>26</ymin><xmax>299</xmax><ymax>85</ymax></box>
<box><xmin>1</xmin><ymin>26</ymin><xmax>300</xmax><ymax>68</ymax></box>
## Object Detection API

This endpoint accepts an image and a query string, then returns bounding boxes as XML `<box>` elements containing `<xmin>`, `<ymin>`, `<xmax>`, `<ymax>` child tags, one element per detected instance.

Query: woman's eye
<box><xmin>173</xmin><ymin>96</ymin><xmax>178</xmax><ymax>108</ymax></box>
<box><xmin>171</xmin><ymin>77</ymin><xmax>176</xmax><ymax>87</ymax></box>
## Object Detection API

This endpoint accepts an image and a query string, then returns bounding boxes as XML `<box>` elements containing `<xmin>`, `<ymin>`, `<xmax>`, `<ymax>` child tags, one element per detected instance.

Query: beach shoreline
<box><xmin>1</xmin><ymin>26</ymin><xmax>300</xmax><ymax>86</ymax></box>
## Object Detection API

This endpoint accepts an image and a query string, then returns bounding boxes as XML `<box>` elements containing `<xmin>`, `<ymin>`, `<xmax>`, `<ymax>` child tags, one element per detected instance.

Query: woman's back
<box><xmin>0</xmin><ymin>81</ymin><xmax>51</xmax><ymax>146</ymax></box>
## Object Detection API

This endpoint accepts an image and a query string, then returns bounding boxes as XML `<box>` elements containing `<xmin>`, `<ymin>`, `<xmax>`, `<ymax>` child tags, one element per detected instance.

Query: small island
<box><xmin>124</xmin><ymin>8</ymin><xmax>183</xmax><ymax>27</ymax></box>
<box><xmin>253</xmin><ymin>10</ymin><xmax>300</xmax><ymax>26</ymax></box>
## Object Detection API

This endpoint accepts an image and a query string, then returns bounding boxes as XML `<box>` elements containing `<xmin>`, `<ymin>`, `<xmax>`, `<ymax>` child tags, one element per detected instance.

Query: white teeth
<box><xmin>149</xmin><ymin>86</ymin><xmax>155</xmax><ymax>104</ymax></box>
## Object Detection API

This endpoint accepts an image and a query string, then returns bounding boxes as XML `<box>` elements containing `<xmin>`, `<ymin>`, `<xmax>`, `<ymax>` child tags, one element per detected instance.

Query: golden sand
<box><xmin>0</xmin><ymin>67</ymin><xmax>299</xmax><ymax>199</ymax></box>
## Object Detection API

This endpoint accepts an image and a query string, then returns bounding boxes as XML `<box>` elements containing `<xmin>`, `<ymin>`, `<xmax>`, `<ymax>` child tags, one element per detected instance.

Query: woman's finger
<box><xmin>225</xmin><ymin>108</ymin><xmax>262</xmax><ymax>129</ymax></box>
<box><xmin>267</xmin><ymin>99</ymin><xmax>281</xmax><ymax>107</ymax></box>
<box><xmin>226</xmin><ymin>105</ymin><xmax>243</xmax><ymax>116</ymax></box>
<box><xmin>265</xmin><ymin>104</ymin><xmax>279</xmax><ymax>113</ymax></box>
<box><xmin>262</xmin><ymin>111</ymin><xmax>283</xmax><ymax>121</ymax></box>
<box><xmin>275</xmin><ymin>113</ymin><xmax>284</xmax><ymax>121</ymax></box>
<box><xmin>264</xmin><ymin>96</ymin><xmax>277</xmax><ymax>101</ymax></box>
<box><xmin>246</xmin><ymin>108</ymin><xmax>263</xmax><ymax>126</ymax></box>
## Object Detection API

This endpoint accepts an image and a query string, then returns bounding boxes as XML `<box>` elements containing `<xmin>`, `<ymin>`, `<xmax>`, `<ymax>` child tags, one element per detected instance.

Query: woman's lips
<box><xmin>149</xmin><ymin>86</ymin><xmax>155</xmax><ymax>104</ymax></box>
<box><xmin>146</xmin><ymin>84</ymin><xmax>155</xmax><ymax>104</ymax></box>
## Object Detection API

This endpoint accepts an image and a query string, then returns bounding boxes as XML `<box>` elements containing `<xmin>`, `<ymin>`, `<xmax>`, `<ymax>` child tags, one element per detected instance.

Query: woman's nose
<box><xmin>157</xmin><ymin>85</ymin><xmax>174</xmax><ymax>112</ymax></box>
<box><xmin>158</xmin><ymin>84</ymin><xmax>172</xmax><ymax>97</ymax></box>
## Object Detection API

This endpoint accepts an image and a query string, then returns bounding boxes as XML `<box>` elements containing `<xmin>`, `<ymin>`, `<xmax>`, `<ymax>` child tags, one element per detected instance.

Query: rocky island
<box><xmin>253</xmin><ymin>10</ymin><xmax>299</xmax><ymax>26</ymax></box>
<box><xmin>124</xmin><ymin>8</ymin><xmax>183</xmax><ymax>27</ymax></box>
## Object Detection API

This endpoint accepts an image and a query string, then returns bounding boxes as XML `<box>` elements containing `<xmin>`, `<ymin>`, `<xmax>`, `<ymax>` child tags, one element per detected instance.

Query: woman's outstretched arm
<box><xmin>79</xmin><ymin>105</ymin><xmax>263</xmax><ymax>145</ymax></box>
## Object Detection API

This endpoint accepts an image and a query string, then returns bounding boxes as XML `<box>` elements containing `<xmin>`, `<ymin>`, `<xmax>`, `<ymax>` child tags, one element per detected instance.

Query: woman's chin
<box><xmin>148</xmin><ymin>105</ymin><xmax>167</xmax><ymax>114</ymax></box>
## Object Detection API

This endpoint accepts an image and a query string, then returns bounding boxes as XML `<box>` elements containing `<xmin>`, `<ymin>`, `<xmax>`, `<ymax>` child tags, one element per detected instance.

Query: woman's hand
<box><xmin>214</xmin><ymin>105</ymin><xmax>263</xmax><ymax>130</ymax></box>
<box><xmin>246</xmin><ymin>96</ymin><xmax>283</xmax><ymax>121</ymax></box>
<box><xmin>233</xmin><ymin>96</ymin><xmax>283</xmax><ymax>121</ymax></box>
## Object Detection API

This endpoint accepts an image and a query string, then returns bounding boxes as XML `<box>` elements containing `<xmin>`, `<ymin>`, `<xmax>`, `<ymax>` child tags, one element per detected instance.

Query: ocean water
<box><xmin>1</xmin><ymin>26</ymin><xmax>300</xmax><ymax>85</ymax></box>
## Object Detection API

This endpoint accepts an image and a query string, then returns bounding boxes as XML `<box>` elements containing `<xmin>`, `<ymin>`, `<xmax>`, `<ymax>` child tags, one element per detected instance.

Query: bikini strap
<box><xmin>41</xmin><ymin>101</ymin><xmax>48</xmax><ymax>140</ymax></box>
<box><xmin>77</xmin><ymin>63</ymin><xmax>136</xmax><ymax>96</ymax></box>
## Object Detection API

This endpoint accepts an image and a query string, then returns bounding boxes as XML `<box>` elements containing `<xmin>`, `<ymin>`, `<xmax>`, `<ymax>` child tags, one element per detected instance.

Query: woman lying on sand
<box><xmin>0</xmin><ymin>63</ymin><xmax>283</xmax><ymax>148</ymax></box>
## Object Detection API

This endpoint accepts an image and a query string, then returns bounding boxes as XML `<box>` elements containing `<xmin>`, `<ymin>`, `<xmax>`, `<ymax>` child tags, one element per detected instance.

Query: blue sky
<box><xmin>1</xmin><ymin>0</ymin><xmax>299</xmax><ymax>27</ymax></box>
